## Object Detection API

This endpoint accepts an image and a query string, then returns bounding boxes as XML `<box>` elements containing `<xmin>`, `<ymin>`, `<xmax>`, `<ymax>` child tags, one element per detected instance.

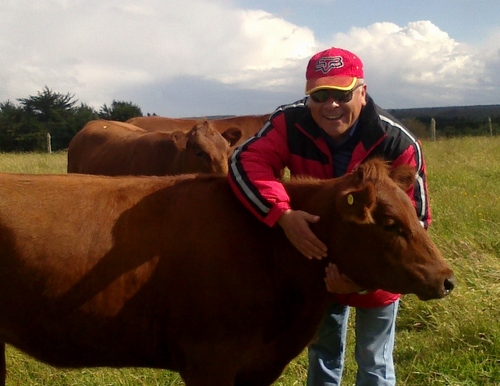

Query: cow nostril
<box><xmin>443</xmin><ymin>275</ymin><xmax>456</xmax><ymax>295</ymax></box>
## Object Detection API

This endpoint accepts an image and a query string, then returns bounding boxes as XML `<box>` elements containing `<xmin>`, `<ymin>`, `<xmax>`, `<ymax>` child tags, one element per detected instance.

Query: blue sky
<box><xmin>1</xmin><ymin>0</ymin><xmax>499</xmax><ymax>117</ymax></box>
<box><xmin>235</xmin><ymin>0</ymin><xmax>499</xmax><ymax>45</ymax></box>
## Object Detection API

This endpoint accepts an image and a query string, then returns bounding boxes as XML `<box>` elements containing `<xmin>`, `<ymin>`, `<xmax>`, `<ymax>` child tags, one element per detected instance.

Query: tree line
<box><xmin>391</xmin><ymin>108</ymin><xmax>500</xmax><ymax>139</ymax></box>
<box><xmin>1</xmin><ymin>87</ymin><xmax>498</xmax><ymax>153</ymax></box>
<box><xmin>0</xmin><ymin>87</ymin><xmax>143</xmax><ymax>152</ymax></box>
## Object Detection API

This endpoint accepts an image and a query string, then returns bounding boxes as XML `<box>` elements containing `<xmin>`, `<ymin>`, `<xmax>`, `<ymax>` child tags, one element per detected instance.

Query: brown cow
<box><xmin>127</xmin><ymin>114</ymin><xmax>270</xmax><ymax>150</ymax></box>
<box><xmin>67</xmin><ymin>119</ymin><xmax>242</xmax><ymax>176</ymax></box>
<box><xmin>0</xmin><ymin>159</ymin><xmax>455</xmax><ymax>386</ymax></box>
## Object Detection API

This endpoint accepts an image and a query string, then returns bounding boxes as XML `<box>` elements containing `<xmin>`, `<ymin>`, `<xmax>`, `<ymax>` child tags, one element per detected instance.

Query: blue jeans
<box><xmin>307</xmin><ymin>300</ymin><xmax>399</xmax><ymax>386</ymax></box>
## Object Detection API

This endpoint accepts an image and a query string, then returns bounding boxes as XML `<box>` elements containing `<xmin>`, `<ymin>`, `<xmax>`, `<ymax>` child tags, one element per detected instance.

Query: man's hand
<box><xmin>324</xmin><ymin>263</ymin><xmax>364</xmax><ymax>294</ymax></box>
<box><xmin>277</xmin><ymin>209</ymin><xmax>327</xmax><ymax>260</ymax></box>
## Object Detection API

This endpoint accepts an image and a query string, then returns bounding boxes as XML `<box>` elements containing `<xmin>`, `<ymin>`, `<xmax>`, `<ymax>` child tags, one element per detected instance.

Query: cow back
<box><xmin>127</xmin><ymin>114</ymin><xmax>270</xmax><ymax>150</ymax></box>
<box><xmin>67</xmin><ymin>119</ymin><xmax>236</xmax><ymax>176</ymax></box>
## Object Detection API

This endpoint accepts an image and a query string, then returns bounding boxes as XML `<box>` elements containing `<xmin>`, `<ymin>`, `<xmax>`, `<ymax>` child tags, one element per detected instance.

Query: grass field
<box><xmin>1</xmin><ymin>137</ymin><xmax>499</xmax><ymax>385</ymax></box>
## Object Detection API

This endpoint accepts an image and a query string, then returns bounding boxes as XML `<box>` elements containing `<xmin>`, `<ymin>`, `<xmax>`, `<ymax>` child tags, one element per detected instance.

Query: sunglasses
<box><xmin>309</xmin><ymin>83</ymin><xmax>364</xmax><ymax>104</ymax></box>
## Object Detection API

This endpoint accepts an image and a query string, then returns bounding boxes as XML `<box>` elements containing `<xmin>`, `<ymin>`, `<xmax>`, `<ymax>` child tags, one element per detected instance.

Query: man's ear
<box><xmin>336</xmin><ymin>183</ymin><xmax>376</xmax><ymax>224</ymax></box>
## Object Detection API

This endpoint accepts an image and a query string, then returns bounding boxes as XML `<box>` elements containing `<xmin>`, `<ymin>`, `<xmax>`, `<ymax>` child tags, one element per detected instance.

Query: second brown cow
<box><xmin>67</xmin><ymin>119</ymin><xmax>242</xmax><ymax>176</ymax></box>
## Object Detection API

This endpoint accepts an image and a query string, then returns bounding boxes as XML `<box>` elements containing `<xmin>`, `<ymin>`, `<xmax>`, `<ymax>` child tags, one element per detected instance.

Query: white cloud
<box><xmin>0</xmin><ymin>0</ymin><xmax>318</xmax><ymax>109</ymax></box>
<box><xmin>0</xmin><ymin>1</ymin><xmax>498</xmax><ymax>114</ymax></box>
<box><xmin>326</xmin><ymin>20</ymin><xmax>495</xmax><ymax>107</ymax></box>
<box><xmin>211</xmin><ymin>9</ymin><xmax>315</xmax><ymax>88</ymax></box>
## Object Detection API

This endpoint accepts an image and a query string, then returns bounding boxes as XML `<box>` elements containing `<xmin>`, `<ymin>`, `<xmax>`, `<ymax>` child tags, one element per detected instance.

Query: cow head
<box><xmin>327</xmin><ymin>159</ymin><xmax>455</xmax><ymax>300</ymax></box>
<box><xmin>183</xmin><ymin>121</ymin><xmax>242</xmax><ymax>174</ymax></box>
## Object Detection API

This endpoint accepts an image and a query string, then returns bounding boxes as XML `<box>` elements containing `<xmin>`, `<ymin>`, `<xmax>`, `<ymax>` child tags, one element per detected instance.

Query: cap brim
<box><xmin>305</xmin><ymin>76</ymin><xmax>358</xmax><ymax>94</ymax></box>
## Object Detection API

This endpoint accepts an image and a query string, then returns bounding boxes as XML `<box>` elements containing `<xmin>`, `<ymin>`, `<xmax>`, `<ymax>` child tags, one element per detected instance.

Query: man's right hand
<box><xmin>277</xmin><ymin>209</ymin><xmax>328</xmax><ymax>260</ymax></box>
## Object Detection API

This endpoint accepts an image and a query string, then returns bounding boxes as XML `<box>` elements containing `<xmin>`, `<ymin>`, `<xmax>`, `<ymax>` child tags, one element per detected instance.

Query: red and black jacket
<box><xmin>228</xmin><ymin>95</ymin><xmax>431</xmax><ymax>307</ymax></box>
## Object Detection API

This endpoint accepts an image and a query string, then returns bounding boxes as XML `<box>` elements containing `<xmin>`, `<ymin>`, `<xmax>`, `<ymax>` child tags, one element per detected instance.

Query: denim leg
<box><xmin>354</xmin><ymin>299</ymin><xmax>399</xmax><ymax>386</ymax></box>
<box><xmin>307</xmin><ymin>303</ymin><xmax>350</xmax><ymax>386</ymax></box>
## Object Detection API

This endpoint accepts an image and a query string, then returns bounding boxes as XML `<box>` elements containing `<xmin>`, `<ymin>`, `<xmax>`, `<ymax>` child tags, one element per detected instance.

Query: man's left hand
<box><xmin>324</xmin><ymin>263</ymin><xmax>364</xmax><ymax>294</ymax></box>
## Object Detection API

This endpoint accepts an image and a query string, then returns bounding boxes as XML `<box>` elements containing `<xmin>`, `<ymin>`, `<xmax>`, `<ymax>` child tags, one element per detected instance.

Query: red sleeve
<box><xmin>228</xmin><ymin>112</ymin><xmax>292</xmax><ymax>227</ymax></box>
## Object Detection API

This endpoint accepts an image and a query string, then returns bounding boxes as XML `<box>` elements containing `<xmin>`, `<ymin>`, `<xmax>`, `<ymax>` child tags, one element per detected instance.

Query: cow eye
<box><xmin>195</xmin><ymin>150</ymin><xmax>211</xmax><ymax>162</ymax></box>
<box><xmin>195</xmin><ymin>150</ymin><xmax>204</xmax><ymax>157</ymax></box>
<box><xmin>381</xmin><ymin>221</ymin><xmax>404</xmax><ymax>235</ymax></box>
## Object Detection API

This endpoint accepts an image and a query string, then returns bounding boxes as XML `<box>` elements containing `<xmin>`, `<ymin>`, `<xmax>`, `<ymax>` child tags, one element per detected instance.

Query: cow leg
<box><xmin>0</xmin><ymin>343</ymin><xmax>6</xmax><ymax>386</ymax></box>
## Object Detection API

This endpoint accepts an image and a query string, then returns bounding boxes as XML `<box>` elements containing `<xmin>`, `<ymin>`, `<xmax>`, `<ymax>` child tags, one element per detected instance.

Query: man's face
<box><xmin>307</xmin><ymin>83</ymin><xmax>367</xmax><ymax>142</ymax></box>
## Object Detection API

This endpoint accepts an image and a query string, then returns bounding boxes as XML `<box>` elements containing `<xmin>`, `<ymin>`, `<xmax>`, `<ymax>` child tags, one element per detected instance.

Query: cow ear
<box><xmin>336</xmin><ymin>183</ymin><xmax>376</xmax><ymax>224</ymax></box>
<box><xmin>171</xmin><ymin>130</ymin><xmax>188</xmax><ymax>147</ymax></box>
<box><xmin>389</xmin><ymin>164</ymin><xmax>416</xmax><ymax>191</ymax></box>
<box><xmin>221</xmin><ymin>127</ymin><xmax>243</xmax><ymax>147</ymax></box>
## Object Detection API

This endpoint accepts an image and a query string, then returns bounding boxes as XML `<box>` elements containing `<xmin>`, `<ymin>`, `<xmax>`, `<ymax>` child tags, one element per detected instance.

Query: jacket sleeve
<box><xmin>228</xmin><ymin>112</ymin><xmax>293</xmax><ymax>227</ymax></box>
<box><xmin>392</xmin><ymin>140</ymin><xmax>432</xmax><ymax>229</ymax></box>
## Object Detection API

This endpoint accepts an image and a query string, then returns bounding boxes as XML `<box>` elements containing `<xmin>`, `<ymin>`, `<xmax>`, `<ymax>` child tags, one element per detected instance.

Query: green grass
<box><xmin>389</xmin><ymin>137</ymin><xmax>500</xmax><ymax>386</ymax></box>
<box><xmin>0</xmin><ymin>151</ymin><xmax>67</xmax><ymax>174</ymax></box>
<box><xmin>1</xmin><ymin>137</ymin><xmax>500</xmax><ymax>385</ymax></box>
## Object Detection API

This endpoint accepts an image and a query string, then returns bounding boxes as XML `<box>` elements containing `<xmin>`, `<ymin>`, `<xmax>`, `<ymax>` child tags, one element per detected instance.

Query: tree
<box><xmin>401</xmin><ymin>118</ymin><xmax>429</xmax><ymax>139</ymax></box>
<box><xmin>17</xmin><ymin>86</ymin><xmax>77</xmax><ymax>123</ymax></box>
<box><xmin>0</xmin><ymin>88</ymin><xmax>147</xmax><ymax>152</ymax></box>
<box><xmin>58</xmin><ymin>103</ymin><xmax>99</xmax><ymax>150</ymax></box>
<box><xmin>0</xmin><ymin>87</ymin><xmax>101</xmax><ymax>151</ymax></box>
<box><xmin>98</xmin><ymin>100</ymin><xmax>142</xmax><ymax>122</ymax></box>
<box><xmin>15</xmin><ymin>87</ymin><xmax>81</xmax><ymax>150</ymax></box>
<box><xmin>0</xmin><ymin>101</ymin><xmax>25</xmax><ymax>151</ymax></box>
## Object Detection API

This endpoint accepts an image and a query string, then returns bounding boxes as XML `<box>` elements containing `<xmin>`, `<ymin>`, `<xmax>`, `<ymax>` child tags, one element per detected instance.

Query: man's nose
<box><xmin>325</xmin><ymin>97</ymin><xmax>340</xmax><ymax>107</ymax></box>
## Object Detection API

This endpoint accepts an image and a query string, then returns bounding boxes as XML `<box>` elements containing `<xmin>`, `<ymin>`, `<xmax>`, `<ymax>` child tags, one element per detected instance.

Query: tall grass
<box><xmin>389</xmin><ymin>137</ymin><xmax>500</xmax><ymax>386</ymax></box>
<box><xmin>1</xmin><ymin>137</ymin><xmax>499</xmax><ymax>385</ymax></box>
<box><xmin>0</xmin><ymin>151</ymin><xmax>67</xmax><ymax>174</ymax></box>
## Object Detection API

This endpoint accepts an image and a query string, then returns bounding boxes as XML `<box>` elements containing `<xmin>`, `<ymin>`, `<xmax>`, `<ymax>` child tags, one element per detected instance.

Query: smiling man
<box><xmin>228</xmin><ymin>47</ymin><xmax>431</xmax><ymax>386</ymax></box>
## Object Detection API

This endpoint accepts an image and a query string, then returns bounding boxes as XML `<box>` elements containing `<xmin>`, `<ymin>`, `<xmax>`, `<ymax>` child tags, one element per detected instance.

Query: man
<box><xmin>228</xmin><ymin>47</ymin><xmax>430</xmax><ymax>385</ymax></box>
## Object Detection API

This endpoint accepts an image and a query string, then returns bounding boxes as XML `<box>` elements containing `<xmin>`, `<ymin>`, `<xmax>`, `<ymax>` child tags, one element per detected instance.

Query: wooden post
<box><xmin>488</xmin><ymin>117</ymin><xmax>493</xmax><ymax>137</ymax></box>
<box><xmin>47</xmin><ymin>133</ymin><xmax>52</xmax><ymax>154</ymax></box>
<box><xmin>430</xmin><ymin>118</ymin><xmax>436</xmax><ymax>141</ymax></box>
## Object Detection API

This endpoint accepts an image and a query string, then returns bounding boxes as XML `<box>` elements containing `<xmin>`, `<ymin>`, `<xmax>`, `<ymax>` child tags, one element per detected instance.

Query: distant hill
<box><xmin>388</xmin><ymin>104</ymin><xmax>500</xmax><ymax>122</ymax></box>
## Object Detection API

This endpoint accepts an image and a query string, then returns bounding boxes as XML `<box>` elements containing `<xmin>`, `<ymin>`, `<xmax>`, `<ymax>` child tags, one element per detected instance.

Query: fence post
<box><xmin>430</xmin><ymin>118</ymin><xmax>436</xmax><ymax>141</ymax></box>
<box><xmin>47</xmin><ymin>133</ymin><xmax>52</xmax><ymax>154</ymax></box>
<box><xmin>488</xmin><ymin>117</ymin><xmax>493</xmax><ymax>137</ymax></box>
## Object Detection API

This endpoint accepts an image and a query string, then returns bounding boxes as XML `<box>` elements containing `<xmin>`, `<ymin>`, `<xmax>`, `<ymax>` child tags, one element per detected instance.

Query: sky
<box><xmin>1</xmin><ymin>0</ymin><xmax>499</xmax><ymax>117</ymax></box>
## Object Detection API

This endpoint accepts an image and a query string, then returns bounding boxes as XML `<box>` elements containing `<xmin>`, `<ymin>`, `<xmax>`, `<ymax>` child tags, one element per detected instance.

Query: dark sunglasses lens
<box><xmin>310</xmin><ymin>89</ymin><xmax>353</xmax><ymax>103</ymax></box>
<box><xmin>310</xmin><ymin>90</ymin><xmax>330</xmax><ymax>103</ymax></box>
<box><xmin>331</xmin><ymin>90</ymin><xmax>352</xmax><ymax>103</ymax></box>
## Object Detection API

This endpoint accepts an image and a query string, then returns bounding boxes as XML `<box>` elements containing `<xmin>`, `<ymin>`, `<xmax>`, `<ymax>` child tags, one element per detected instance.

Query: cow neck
<box><xmin>284</xmin><ymin>176</ymin><xmax>345</xmax><ymax>253</ymax></box>
<box><xmin>278</xmin><ymin>176</ymin><xmax>345</xmax><ymax>291</ymax></box>
<box><xmin>266</xmin><ymin>179</ymin><xmax>340</xmax><ymax>360</ymax></box>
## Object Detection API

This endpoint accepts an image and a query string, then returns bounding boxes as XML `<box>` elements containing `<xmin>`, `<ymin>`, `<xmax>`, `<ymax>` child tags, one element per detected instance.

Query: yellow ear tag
<box><xmin>347</xmin><ymin>194</ymin><xmax>354</xmax><ymax>205</ymax></box>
